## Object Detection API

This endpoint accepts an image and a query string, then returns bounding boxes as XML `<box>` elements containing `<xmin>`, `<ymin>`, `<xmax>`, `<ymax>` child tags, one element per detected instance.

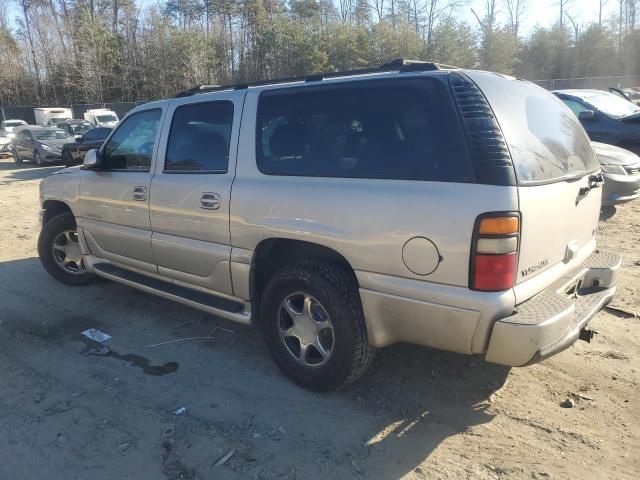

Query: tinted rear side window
<box><xmin>468</xmin><ymin>72</ymin><xmax>598</xmax><ymax>183</ymax></box>
<box><xmin>256</xmin><ymin>78</ymin><xmax>474</xmax><ymax>182</ymax></box>
<box><xmin>165</xmin><ymin>101</ymin><xmax>234</xmax><ymax>173</ymax></box>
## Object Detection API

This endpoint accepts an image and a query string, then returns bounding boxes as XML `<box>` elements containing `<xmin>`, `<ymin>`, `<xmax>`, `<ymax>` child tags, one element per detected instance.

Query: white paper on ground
<box><xmin>82</xmin><ymin>328</ymin><xmax>112</xmax><ymax>343</ymax></box>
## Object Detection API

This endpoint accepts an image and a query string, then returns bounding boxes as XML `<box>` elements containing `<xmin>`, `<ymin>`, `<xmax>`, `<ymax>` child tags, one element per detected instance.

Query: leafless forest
<box><xmin>0</xmin><ymin>0</ymin><xmax>639</xmax><ymax>106</ymax></box>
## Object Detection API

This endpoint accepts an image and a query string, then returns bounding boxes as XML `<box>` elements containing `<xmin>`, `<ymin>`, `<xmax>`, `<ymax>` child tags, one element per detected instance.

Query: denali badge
<box><xmin>521</xmin><ymin>259</ymin><xmax>549</xmax><ymax>277</ymax></box>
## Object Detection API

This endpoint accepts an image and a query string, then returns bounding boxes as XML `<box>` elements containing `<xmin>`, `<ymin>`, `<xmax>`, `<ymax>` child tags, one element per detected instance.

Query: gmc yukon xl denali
<box><xmin>38</xmin><ymin>60</ymin><xmax>621</xmax><ymax>391</ymax></box>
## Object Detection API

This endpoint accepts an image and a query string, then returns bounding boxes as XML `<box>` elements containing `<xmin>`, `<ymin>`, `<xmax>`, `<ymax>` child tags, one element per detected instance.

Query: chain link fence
<box><xmin>533</xmin><ymin>75</ymin><xmax>640</xmax><ymax>91</ymax></box>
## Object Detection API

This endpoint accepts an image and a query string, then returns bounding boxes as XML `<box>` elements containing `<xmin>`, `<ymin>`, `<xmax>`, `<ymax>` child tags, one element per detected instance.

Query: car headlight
<box><xmin>601</xmin><ymin>164</ymin><xmax>627</xmax><ymax>175</ymax></box>
<box><xmin>41</xmin><ymin>144</ymin><xmax>60</xmax><ymax>153</ymax></box>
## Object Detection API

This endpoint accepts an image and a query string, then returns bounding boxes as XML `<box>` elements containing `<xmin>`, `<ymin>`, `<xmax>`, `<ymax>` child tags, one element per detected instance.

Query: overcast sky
<box><xmin>4</xmin><ymin>0</ymin><xmax>619</xmax><ymax>35</ymax></box>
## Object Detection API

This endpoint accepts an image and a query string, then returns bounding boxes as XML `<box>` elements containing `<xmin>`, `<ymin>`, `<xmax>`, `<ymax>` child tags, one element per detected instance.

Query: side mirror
<box><xmin>82</xmin><ymin>149</ymin><xmax>102</xmax><ymax>170</ymax></box>
<box><xmin>578</xmin><ymin>110</ymin><xmax>596</xmax><ymax>121</ymax></box>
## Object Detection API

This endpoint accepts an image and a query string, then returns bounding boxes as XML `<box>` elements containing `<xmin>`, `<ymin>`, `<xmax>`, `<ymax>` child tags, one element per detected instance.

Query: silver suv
<box><xmin>38</xmin><ymin>61</ymin><xmax>621</xmax><ymax>391</ymax></box>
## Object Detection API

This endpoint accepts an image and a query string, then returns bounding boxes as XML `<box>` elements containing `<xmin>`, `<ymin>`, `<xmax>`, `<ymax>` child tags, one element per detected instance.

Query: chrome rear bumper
<box><xmin>485</xmin><ymin>250</ymin><xmax>621</xmax><ymax>366</ymax></box>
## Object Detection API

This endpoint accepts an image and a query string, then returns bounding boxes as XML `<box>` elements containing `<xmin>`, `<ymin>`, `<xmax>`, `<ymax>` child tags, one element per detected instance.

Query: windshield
<box><xmin>97</xmin><ymin>115</ymin><xmax>117</xmax><ymax>123</ymax></box>
<box><xmin>50</xmin><ymin>117</ymin><xmax>70</xmax><ymax>126</ymax></box>
<box><xmin>584</xmin><ymin>92</ymin><xmax>640</xmax><ymax>118</ymax></box>
<box><xmin>33</xmin><ymin>129</ymin><xmax>74</xmax><ymax>141</ymax></box>
<box><xmin>71</xmin><ymin>123</ymin><xmax>92</xmax><ymax>133</ymax></box>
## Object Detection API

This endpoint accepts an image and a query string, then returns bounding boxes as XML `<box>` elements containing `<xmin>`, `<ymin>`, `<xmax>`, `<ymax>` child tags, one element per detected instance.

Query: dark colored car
<box><xmin>553</xmin><ymin>89</ymin><xmax>640</xmax><ymax>154</ymax></box>
<box><xmin>58</xmin><ymin>120</ymin><xmax>94</xmax><ymax>140</ymax></box>
<box><xmin>61</xmin><ymin>127</ymin><xmax>112</xmax><ymax>166</ymax></box>
<box><xmin>11</xmin><ymin>126</ymin><xmax>75</xmax><ymax>166</ymax></box>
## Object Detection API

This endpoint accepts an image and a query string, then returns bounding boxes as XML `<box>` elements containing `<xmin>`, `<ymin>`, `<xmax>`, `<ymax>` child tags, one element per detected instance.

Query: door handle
<box><xmin>200</xmin><ymin>192</ymin><xmax>220</xmax><ymax>210</ymax></box>
<box><xmin>132</xmin><ymin>186</ymin><xmax>147</xmax><ymax>201</ymax></box>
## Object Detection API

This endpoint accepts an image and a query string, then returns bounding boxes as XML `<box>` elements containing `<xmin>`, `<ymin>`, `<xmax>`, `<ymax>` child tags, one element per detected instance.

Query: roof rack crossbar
<box><xmin>174</xmin><ymin>59</ymin><xmax>455</xmax><ymax>97</ymax></box>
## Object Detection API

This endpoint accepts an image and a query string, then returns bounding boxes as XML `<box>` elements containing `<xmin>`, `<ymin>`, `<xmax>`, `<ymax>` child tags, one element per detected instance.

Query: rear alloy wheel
<box><xmin>34</xmin><ymin>150</ymin><xmax>43</xmax><ymax>166</ymax></box>
<box><xmin>12</xmin><ymin>147</ymin><xmax>22</xmax><ymax>164</ymax></box>
<box><xmin>38</xmin><ymin>212</ymin><xmax>99</xmax><ymax>286</ymax></box>
<box><xmin>260</xmin><ymin>260</ymin><xmax>375</xmax><ymax>391</ymax></box>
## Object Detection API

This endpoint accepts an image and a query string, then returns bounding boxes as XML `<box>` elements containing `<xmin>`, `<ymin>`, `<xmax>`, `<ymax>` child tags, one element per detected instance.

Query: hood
<box><xmin>53</xmin><ymin>165</ymin><xmax>83</xmax><ymax>175</ymax></box>
<box><xmin>39</xmin><ymin>138</ymin><xmax>69</xmax><ymax>150</ymax></box>
<box><xmin>621</xmin><ymin>112</ymin><xmax>640</xmax><ymax>123</ymax></box>
<box><xmin>592</xmin><ymin>142</ymin><xmax>640</xmax><ymax>166</ymax></box>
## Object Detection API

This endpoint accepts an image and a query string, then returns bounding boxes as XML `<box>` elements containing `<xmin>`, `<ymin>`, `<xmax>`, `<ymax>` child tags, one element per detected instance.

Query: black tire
<box><xmin>38</xmin><ymin>212</ymin><xmax>99</xmax><ymax>286</ymax></box>
<box><xmin>12</xmin><ymin>147</ymin><xmax>22</xmax><ymax>164</ymax></box>
<box><xmin>62</xmin><ymin>150</ymin><xmax>73</xmax><ymax>167</ymax></box>
<box><xmin>259</xmin><ymin>260</ymin><xmax>375</xmax><ymax>391</ymax></box>
<box><xmin>34</xmin><ymin>150</ymin><xmax>43</xmax><ymax>166</ymax></box>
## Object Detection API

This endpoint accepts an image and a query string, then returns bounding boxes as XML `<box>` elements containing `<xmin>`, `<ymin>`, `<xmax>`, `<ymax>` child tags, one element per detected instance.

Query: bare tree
<box><xmin>425</xmin><ymin>1</ymin><xmax>468</xmax><ymax>46</ymax></box>
<box><xmin>369</xmin><ymin>0</ymin><xmax>386</xmax><ymax>22</ymax></box>
<box><xmin>598</xmin><ymin>0</ymin><xmax>608</xmax><ymax>25</ymax></box>
<box><xmin>504</xmin><ymin>0</ymin><xmax>527</xmax><ymax>39</ymax></box>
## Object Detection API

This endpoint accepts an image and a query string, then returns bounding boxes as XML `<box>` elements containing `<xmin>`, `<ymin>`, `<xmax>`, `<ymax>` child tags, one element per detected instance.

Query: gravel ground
<box><xmin>0</xmin><ymin>157</ymin><xmax>638</xmax><ymax>480</ymax></box>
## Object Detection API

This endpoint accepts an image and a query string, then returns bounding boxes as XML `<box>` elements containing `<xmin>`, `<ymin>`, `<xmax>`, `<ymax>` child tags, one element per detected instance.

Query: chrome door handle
<box><xmin>200</xmin><ymin>192</ymin><xmax>220</xmax><ymax>210</ymax></box>
<box><xmin>132</xmin><ymin>186</ymin><xmax>147</xmax><ymax>201</ymax></box>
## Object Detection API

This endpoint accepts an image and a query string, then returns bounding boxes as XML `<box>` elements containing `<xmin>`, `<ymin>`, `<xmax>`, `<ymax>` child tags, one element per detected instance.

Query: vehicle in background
<box><xmin>34</xmin><ymin>108</ymin><xmax>73</xmax><ymax>127</ymax></box>
<box><xmin>61</xmin><ymin>127</ymin><xmax>112</xmax><ymax>166</ymax></box>
<box><xmin>83</xmin><ymin>109</ymin><xmax>119</xmax><ymax>128</ymax></box>
<box><xmin>609</xmin><ymin>87</ymin><xmax>640</xmax><ymax>106</ymax></box>
<box><xmin>592</xmin><ymin>141</ymin><xmax>640</xmax><ymax>208</ymax></box>
<box><xmin>58</xmin><ymin>119</ymin><xmax>94</xmax><ymax>140</ymax></box>
<box><xmin>1</xmin><ymin>119</ymin><xmax>28</xmax><ymax>138</ymax></box>
<box><xmin>554</xmin><ymin>89</ymin><xmax>640</xmax><ymax>154</ymax></box>
<box><xmin>39</xmin><ymin>61</ymin><xmax>621</xmax><ymax>391</ymax></box>
<box><xmin>11</xmin><ymin>126</ymin><xmax>75</xmax><ymax>166</ymax></box>
<box><xmin>0</xmin><ymin>128</ymin><xmax>12</xmax><ymax>158</ymax></box>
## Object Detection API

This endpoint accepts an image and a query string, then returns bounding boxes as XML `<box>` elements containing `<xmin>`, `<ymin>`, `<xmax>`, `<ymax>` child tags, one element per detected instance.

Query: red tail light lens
<box><xmin>473</xmin><ymin>253</ymin><xmax>518</xmax><ymax>291</ymax></box>
<box><xmin>471</xmin><ymin>213</ymin><xmax>520</xmax><ymax>292</ymax></box>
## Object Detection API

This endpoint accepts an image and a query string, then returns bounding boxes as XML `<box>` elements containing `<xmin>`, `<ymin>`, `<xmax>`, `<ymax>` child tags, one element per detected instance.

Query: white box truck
<box><xmin>84</xmin><ymin>109</ymin><xmax>119</xmax><ymax>128</ymax></box>
<box><xmin>34</xmin><ymin>107</ymin><xmax>73</xmax><ymax>127</ymax></box>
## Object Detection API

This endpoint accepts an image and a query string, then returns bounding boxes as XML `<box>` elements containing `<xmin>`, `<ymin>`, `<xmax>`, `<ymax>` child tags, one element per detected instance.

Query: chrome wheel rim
<box><xmin>52</xmin><ymin>230</ymin><xmax>85</xmax><ymax>275</ymax></box>
<box><xmin>278</xmin><ymin>292</ymin><xmax>335</xmax><ymax>368</ymax></box>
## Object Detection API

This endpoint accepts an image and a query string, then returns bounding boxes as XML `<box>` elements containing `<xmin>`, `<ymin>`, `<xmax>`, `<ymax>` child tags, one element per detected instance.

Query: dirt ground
<box><xmin>0</xmin><ymin>156</ymin><xmax>638</xmax><ymax>480</ymax></box>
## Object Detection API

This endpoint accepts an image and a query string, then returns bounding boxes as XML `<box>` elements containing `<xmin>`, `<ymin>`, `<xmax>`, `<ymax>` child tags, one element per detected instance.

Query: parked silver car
<box><xmin>38</xmin><ymin>61</ymin><xmax>621</xmax><ymax>390</ymax></box>
<box><xmin>592</xmin><ymin>141</ymin><xmax>640</xmax><ymax>207</ymax></box>
<box><xmin>11</xmin><ymin>125</ymin><xmax>75</xmax><ymax>165</ymax></box>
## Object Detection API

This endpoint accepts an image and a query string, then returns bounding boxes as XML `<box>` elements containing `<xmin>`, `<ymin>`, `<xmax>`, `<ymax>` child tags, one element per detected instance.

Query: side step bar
<box><xmin>91</xmin><ymin>262</ymin><xmax>252</xmax><ymax>325</ymax></box>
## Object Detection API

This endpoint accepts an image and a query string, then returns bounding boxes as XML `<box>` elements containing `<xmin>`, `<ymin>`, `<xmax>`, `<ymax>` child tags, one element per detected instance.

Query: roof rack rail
<box><xmin>174</xmin><ymin>59</ymin><xmax>457</xmax><ymax>97</ymax></box>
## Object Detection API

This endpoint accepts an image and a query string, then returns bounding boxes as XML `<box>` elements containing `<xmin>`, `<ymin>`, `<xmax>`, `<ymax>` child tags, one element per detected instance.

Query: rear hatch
<box><xmin>468</xmin><ymin>72</ymin><xmax>601</xmax><ymax>304</ymax></box>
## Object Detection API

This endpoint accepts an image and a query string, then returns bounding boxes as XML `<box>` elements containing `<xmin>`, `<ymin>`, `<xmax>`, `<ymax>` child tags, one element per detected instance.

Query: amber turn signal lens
<box><xmin>479</xmin><ymin>217</ymin><xmax>519</xmax><ymax>235</ymax></box>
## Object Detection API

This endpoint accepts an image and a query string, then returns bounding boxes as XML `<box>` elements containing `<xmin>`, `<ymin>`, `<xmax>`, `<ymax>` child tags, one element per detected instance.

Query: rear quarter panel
<box><xmin>231</xmin><ymin>87</ymin><xmax>519</xmax><ymax>288</ymax></box>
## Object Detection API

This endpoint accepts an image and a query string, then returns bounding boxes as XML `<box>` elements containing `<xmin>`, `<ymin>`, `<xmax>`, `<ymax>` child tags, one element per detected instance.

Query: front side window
<box><xmin>102</xmin><ymin>109</ymin><xmax>161</xmax><ymax>171</ymax></box>
<box><xmin>256</xmin><ymin>79</ymin><xmax>474</xmax><ymax>182</ymax></box>
<box><xmin>165</xmin><ymin>101</ymin><xmax>234</xmax><ymax>172</ymax></box>
<box><xmin>561</xmin><ymin>98</ymin><xmax>590</xmax><ymax>116</ymax></box>
<box><xmin>96</xmin><ymin>128</ymin><xmax>111</xmax><ymax>141</ymax></box>
<box><xmin>83</xmin><ymin>130</ymin><xmax>98</xmax><ymax>142</ymax></box>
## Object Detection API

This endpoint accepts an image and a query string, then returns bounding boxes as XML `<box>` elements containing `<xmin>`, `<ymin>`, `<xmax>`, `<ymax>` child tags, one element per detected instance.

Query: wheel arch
<box><xmin>250</xmin><ymin>238</ymin><xmax>358</xmax><ymax>303</ymax></box>
<box><xmin>42</xmin><ymin>200</ymin><xmax>74</xmax><ymax>224</ymax></box>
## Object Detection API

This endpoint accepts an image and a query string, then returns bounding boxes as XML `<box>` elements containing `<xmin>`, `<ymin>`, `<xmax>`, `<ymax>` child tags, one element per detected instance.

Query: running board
<box><xmin>91</xmin><ymin>262</ymin><xmax>252</xmax><ymax>324</ymax></box>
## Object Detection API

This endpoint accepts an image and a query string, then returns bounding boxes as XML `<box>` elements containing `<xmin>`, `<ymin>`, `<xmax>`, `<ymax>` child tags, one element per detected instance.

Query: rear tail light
<box><xmin>470</xmin><ymin>213</ymin><xmax>520</xmax><ymax>291</ymax></box>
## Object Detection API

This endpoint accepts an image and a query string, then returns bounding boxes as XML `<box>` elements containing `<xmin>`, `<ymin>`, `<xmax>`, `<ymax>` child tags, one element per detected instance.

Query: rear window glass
<box><xmin>256</xmin><ymin>78</ymin><xmax>474</xmax><ymax>182</ymax></box>
<box><xmin>469</xmin><ymin>72</ymin><xmax>598</xmax><ymax>183</ymax></box>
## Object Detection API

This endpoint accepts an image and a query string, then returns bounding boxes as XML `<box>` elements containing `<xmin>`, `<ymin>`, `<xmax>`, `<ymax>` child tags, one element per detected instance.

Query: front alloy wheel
<box><xmin>38</xmin><ymin>212</ymin><xmax>99</xmax><ymax>286</ymax></box>
<box><xmin>52</xmin><ymin>230</ymin><xmax>85</xmax><ymax>275</ymax></box>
